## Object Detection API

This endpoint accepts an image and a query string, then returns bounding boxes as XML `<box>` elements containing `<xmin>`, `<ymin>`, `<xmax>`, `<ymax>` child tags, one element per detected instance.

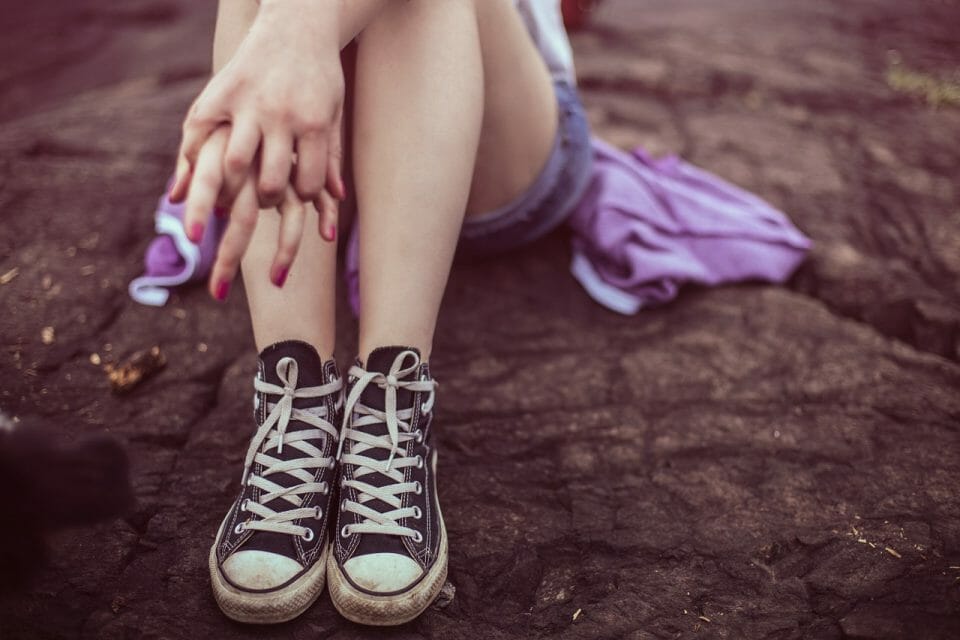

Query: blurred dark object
<box><xmin>0</xmin><ymin>417</ymin><xmax>133</xmax><ymax>590</ymax></box>
<box><xmin>106</xmin><ymin>345</ymin><xmax>167</xmax><ymax>394</ymax></box>
<box><xmin>562</xmin><ymin>0</ymin><xmax>603</xmax><ymax>31</ymax></box>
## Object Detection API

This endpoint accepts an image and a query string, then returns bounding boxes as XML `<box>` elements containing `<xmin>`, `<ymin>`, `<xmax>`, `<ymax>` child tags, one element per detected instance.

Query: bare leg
<box><xmin>213</xmin><ymin>1</ymin><xmax>337</xmax><ymax>357</ymax></box>
<box><xmin>467</xmin><ymin>0</ymin><xmax>559</xmax><ymax>216</ymax></box>
<box><xmin>354</xmin><ymin>0</ymin><xmax>557</xmax><ymax>360</ymax></box>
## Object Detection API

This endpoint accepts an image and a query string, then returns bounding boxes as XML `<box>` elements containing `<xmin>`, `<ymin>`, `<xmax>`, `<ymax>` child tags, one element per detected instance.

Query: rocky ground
<box><xmin>1</xmin><ymin>1</ymin><xmax>958</xmax><ymax>638</ymax></box>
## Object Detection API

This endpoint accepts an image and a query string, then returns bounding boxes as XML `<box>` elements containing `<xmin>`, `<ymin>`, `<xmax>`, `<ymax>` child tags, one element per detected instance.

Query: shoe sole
<box><xmin>327</xmin><ymin>519</ymin><xmax>448</xmax><ymax>626</ymax></box>
<box><xmin>208</xmin><ymin>542</ymin><xmax>328</xmax><ymax>624</ymax></box>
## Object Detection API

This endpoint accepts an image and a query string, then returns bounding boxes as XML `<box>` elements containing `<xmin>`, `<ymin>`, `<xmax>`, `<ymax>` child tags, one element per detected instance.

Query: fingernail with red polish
<box><xmin>214</xmin><ymin>279</ymin><xmax>230</xmax><ymax>302</ymax></box>
<box><xmin>188</xmin><ymin>222</ymin><xmax>204</xmax><ymax>243</ymax></box>
<box><xmin>273</xmin><ymin>266</ymin><xmax>289</xmax><ymax>288</ymax></box>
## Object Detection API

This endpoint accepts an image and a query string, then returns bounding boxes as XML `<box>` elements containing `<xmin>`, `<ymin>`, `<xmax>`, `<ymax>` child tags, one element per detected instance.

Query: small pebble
<box><xmin>0</xmin><ymin>267</ymin><xmax>18</xmax><ymax>285</ymax></box>
<box><xmin>432</xmin><ymin>581</ymin><xmax>456</xmax><ymax>609</ymax></box>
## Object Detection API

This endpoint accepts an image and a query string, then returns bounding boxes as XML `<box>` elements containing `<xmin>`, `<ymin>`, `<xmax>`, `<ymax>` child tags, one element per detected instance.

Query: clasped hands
<box><xmin>169</xmin><ymin>1</ymin><xmax>344</xmax><ymax>300</ymax></box>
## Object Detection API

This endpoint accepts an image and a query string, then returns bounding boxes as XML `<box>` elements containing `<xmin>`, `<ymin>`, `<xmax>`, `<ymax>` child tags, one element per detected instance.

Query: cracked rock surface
<box><xmin>1</xmin><ymin>1</ymin><xmax>958</xmax><ymax>638</ymax></box>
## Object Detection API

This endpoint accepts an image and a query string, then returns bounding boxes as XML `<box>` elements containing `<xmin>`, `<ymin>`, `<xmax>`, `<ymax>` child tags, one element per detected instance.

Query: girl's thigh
<box><xmin>465</xmin><ymin>0</ymin><xmax>561</xmax><ymax>217</ymax></box>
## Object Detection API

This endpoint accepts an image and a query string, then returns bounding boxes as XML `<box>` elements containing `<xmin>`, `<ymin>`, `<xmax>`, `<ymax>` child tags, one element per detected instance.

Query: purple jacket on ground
<box><xmin>566</xmin><ymin>138</ymin><xmax>811</xmax><ymax>314</ymax></box>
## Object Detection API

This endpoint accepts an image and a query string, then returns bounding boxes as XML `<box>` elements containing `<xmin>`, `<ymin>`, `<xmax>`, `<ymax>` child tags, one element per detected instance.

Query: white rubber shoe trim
<box><xmin>327</xmin><ymin>522</ymin><xmax>447</xmax><ymax>626</ymax></box>
<box><xmin>209</xmin><ymin>542</ymin><xmax>328</xmax><ymax>624</ymax></box>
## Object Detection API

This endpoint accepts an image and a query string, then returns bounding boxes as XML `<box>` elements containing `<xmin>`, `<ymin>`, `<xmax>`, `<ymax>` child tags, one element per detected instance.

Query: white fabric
<box><xmin>570</xmin><ymin>249</ymin><xmax>645</xmax><ymax>315</ymax></box>
<box><xmin>516</xmin><ymin>0</ymin><xmax>576</xmax><ymax>85</ymax></box>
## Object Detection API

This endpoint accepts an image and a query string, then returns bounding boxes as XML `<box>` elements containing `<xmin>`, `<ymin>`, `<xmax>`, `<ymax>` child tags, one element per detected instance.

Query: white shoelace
<box><xmin>238</xmin><ymin>357</ymin><xmax>342</xmax><ymax>539</ymax></box>
<box><xmin>337</xmin><ymin>350</ymin><xmax>437</xmax><ymax>540</ymax></box>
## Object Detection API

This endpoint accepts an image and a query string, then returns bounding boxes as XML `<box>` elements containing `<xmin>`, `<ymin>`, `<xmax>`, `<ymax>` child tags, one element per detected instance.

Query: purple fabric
<box><xmin>128</xmin><ymin>181</ymin><xmax>225</xmax><ymax>306</ymax></box>
<box><xmin>566</xmin><ymin>138</ymin><xmax>811</xmax><ymax>313</ymax></box>
<box><xmin>144</xmin><ymin>234</ymin><xmax>185</xmax><ymax>276</ymax></box>
<box><xmin>345</xmin><ymin>220</ymin><xmax>362</xmax><ymax>316</ymax></box>
<box><xmin>143</xmin><ymin>189</ymin><xmax>223</xmax><ymax>277</ymax></box>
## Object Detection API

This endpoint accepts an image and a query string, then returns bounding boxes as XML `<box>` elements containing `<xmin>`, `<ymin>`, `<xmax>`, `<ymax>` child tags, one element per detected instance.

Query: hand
<box><xmin>183</xmin><ymin>125</ymin><xmax>339</xmax><ymax>300</ymax></box>
<box><xmin>170</xmin><ymin>0</ymin><xmax>346</xmax><ymax>218</ymax></box>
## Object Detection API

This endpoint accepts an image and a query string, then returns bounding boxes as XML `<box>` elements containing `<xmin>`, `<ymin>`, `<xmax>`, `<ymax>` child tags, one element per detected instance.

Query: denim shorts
<box><xmin>457</xmin><ymin>80</ymin><xmax>593</xmax><ymax>259</ymax></box>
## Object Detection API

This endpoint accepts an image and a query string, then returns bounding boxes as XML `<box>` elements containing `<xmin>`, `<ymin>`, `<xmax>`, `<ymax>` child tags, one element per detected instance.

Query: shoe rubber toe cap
<box><xmin>343</xmin><ymin>553</ymin><xmax>424</xmax><ymax>593</ymax></box>
<box><xmin>221</xmin><ymin>550</ymin><xmax>303</xmax><ymax>590</ymax></box>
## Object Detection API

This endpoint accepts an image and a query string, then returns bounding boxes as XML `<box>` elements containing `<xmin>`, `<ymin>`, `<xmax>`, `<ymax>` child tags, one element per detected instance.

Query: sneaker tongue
<box><xmin>260</xmin><ymin>341</ymin><xmax>328</xmax><ymax>409</ymax></box>
<box><xmin>359</xmin><ymin>346</ymin><xmax>421</xmax><ymax>412</ymax></box>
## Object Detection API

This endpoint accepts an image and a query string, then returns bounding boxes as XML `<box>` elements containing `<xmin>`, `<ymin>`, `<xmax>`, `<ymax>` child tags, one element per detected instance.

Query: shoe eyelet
<box><xmin>301</xmin><ymin>528</ymin><xmax>315</xmax><ymax>542</ymax></box>
<box><xmin>240</xmin><ymin>499</ymin><xmax>249</xmax><ymax>511</ymax></box>
<box><xmin>340</xmin><ymin>498</ymin><xmax>347</xmax><ymax>511</ymax></box>
<box><xmin>234</xmin><ymin>523</ymin><xmax>245</xmax><ymax>534</ymax></box>
<box><xmin>313</xmin><ymin>506</ymin><xmax>323</xmax><ymax>519</ymax></box>
<box><xmin>411</xmin><ymin>531</ymin><xmax>423</xmax><ymax>544</ymax></box>
<box><xmin>414</xmin><ymin>430</ymin><xmax>423</xmax><ymax>443</ymax></box>
<box><xmin>341</xmin><ymin>525</ymin><xmax>352</xmax><ymax>538</ymax></box>
<box><xmin>412</xmin><ymin>506</ymin><xmax>422</xmax><ymax>520</ymax></box>
<box><xmin>328</xmin><ymin>459</ymin><xmax>336</xmax><ymax>469</ymax></box>
<box><xmin>414</xmin><ymin>481</ymin><xmax>423</xmax><ymax>495</ymax></box>
<box><xmin>416</xmin><ymin>455</ymin><xmax>424</xmax><ymax>469</ymax></box>
<box><xmin>321</xmin><ymin>482</ymin><xmax>329</xmax><ymax>495</ymax></box>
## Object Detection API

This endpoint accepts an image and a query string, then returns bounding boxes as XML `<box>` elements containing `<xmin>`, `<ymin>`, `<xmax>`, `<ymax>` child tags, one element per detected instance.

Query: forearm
<box><xmin>214</xmin><ymin>0</ymin><xmax>387</xmax><ymax>72</ymax></box>
<box><xmin>257</xmin><ymin>0</ymin><xmax>387</xmax><ymax>47</ymax></box>
<box><xmin>213</xmin><ymin>1</ymin><xmax>259</xmax><ymax>72</ymax></box>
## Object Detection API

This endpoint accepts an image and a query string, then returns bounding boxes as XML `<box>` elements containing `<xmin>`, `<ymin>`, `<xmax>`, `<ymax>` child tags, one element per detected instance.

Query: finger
<box><xmin>183</xmin><ymin>126</ymin><xmax>230</xmax><ymax>244</ymax></box>
<box><xmin>209</xmin><ymin>176</ymin><xmax>259</xmax><ymax>301</ymax></box>
<box><xmin>257</xmin><ymin>129</ymin><xmax>294</xmax><ymax>208</ymax></box>
<box><xmin>168</xmin><ymin>155</ymin><xmax>192</xmax><ymax>203</ymax></box>
<box><xmin>292</xmin><ymin>131</ymin><xmax>327</xmax><ymax>204</ymax></box>
<box><xmin>172</xmin><ymin>96</ymin><xmax>224</xmax><ymax>202</ymax></box>
<box><xmin>325</xmin><ymin>105</ymin><xmax>346</xmax><ymax>201</ymax></box>
<box><xmin>314</xmin><ymin>190</ymin><xmax>339</xmax><ymax>242</ymax></box>
<box><xmin>271</xmin><ymin>186</ymin><xmax>307</xmax><ymax>288</ymax></box>
<box><xmin>220</xmin><ymin>119</ymin><xmax>260</xmax><ymax>210</ymax></box>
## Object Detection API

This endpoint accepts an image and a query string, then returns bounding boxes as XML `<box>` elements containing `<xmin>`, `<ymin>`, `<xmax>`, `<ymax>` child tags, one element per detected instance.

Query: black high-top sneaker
<box><xmin>209</xmin><ymin>340</ymin><xmax>342</xmax><ymax>624</ymax></box>
<box><xmin>327</xmin><ymin>346</ymin><xmax>447</xmax><ymax>625</ymax></box>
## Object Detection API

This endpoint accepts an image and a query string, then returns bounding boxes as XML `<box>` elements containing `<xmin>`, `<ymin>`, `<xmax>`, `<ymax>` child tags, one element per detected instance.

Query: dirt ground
<box><xmin>1</xmin><ymin>1</ymin><xmax>958</xmax><ymax>638</ymax></box>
